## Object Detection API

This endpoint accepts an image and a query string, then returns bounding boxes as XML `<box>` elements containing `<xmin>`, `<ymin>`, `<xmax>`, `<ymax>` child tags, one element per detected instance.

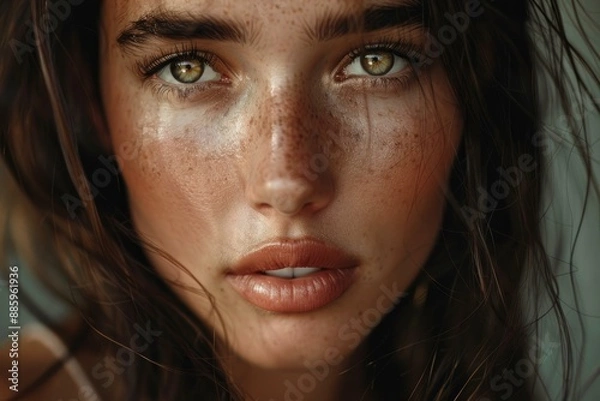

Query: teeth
<box><xmin>264</xmin><ymin>267</ymin><xmax>294</xmax><ymax>278</ymax></box>
<box><xmin>264</xmin><ymin>267</ymin><xmax>322</xmax><ymax>278</ymax></box>
<box><xmin>290</xmin><ymin>267</ymin><xmax>322</xmax><ymax>278</ymax></box>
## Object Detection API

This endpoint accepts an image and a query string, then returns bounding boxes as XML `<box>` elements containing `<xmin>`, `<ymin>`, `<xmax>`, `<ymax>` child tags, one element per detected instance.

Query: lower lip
<box><xmin>226</xmin><ymin>268</ymin><xmax>356</xmax><ymax>313</ymax></box>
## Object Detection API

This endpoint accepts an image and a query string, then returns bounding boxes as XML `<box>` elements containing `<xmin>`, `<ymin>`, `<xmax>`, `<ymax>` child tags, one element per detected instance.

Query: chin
<box><xmin>216</xmin><ymin>292</ymin><xmax>386</xmax><ymax>371</ymax></box>
<box><xmin>226</xmin><ymin>331</ymin><xmax>359</xmax><ymax>372</ymax></box>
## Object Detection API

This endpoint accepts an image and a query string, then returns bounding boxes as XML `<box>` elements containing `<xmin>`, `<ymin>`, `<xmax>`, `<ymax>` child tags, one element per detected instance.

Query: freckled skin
<box><xmin>100</xmin><ymin>0</ymin><xmax>462</xmax><ymax>399</ymax></box>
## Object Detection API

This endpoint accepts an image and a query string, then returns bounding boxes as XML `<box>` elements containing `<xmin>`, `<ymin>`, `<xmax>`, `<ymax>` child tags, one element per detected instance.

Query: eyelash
<box><xmin>136</xmin><ymin>40</ymin><xmax>425</xmax><ymax>100</ymax></box>
<box><xmin>338</xmin><ymin>40</ymin><xmax>423</xmax><ymax>90</ymax></box>
<box><xmin>136</xmin><ymin>44</ymin><xmax>225</xmax><ymax>100</ymax></box>
<box><xmin>138</xmin><ymin>45</ymin><xmax>217</xmax><ymax>77</ymax></box>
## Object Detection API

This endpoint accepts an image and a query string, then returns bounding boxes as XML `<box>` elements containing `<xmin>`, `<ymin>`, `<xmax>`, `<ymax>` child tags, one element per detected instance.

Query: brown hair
<box><xmin>1</xmin><ymin>0</ymin><xmax>599</xmax><ymax>400</ymax></box>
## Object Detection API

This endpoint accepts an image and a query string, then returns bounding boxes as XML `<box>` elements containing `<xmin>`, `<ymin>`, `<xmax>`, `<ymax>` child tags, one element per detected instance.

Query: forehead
<box><xmin>109</xmin><ymin>0</ymin><xmax>353</xmax><ymax>20</ymax></box>
<box><xmin>104</xmin><ymin>0</ymin><xmax>413</xmax><ymax>31</ymax></box>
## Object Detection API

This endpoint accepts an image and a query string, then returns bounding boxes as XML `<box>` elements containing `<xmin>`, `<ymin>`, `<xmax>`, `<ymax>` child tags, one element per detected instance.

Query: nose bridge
<box><xmin>265</xmin><ymin>89</ymin><xmax>317</xmax><ymax>166</ymax></box>
<box><xmin>266</xmin><ymin>85</ymin><xmax>315</xmax><ymax>170</ymax></box>
<box><xmin>244</xmin><ymin>81</ymin><xmax>333</xmax><ymax>216</ymax></box>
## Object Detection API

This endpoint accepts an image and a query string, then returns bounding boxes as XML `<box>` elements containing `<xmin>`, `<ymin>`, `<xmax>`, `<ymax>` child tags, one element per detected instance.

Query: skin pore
<box><xmin>99</xmin><ymin>0</ymin><xmax>463</xmax><ymax>399</ymax></box>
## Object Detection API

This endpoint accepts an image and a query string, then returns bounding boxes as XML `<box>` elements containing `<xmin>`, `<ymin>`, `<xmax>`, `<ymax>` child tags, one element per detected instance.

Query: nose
<box><xmin>243</xmin><ymin>87</ymin><xmax>334</xmax><ymax>217</ymax></box>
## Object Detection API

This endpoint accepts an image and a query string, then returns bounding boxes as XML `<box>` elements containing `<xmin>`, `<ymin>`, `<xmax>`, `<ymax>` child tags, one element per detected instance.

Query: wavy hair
<box><xmin>1</xmin><ymin>0</ymin><xmax>598</xmax><ymax>400</ymax></box>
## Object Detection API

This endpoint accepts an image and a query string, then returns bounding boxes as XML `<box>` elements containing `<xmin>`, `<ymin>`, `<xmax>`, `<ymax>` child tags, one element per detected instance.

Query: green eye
<box><xmin>170</xmin><ymin>60</ymin><xmax>205</xmax><ymax>83</ymax></box>
<box><xmin>359</xmin><ymin>51</ymin><xmax>395</xmax><ymax>76</ymax></box>
<box><xmin>157</xmin><ymin>57</ymin><xmax>221</xmax><ymax>85</ymax></box>
<box><xmin>344</xmin><ymin>49</ymin><xmax>408</xmax><ymax>78</ymax></box>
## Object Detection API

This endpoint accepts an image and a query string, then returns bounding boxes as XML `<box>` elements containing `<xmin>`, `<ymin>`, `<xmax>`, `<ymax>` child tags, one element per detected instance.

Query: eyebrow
<box><xmin>308</xmin><ymin>2</ymin><xmax>426</xmax><ymax>42</ymax></box>
<box><xmin>117</xmin><ymin>2</ymin><xmax>426</xmax><ymax>52</ymax></box>
<box><xmin>117</xmin><ymin>10</ymin><xmax>252</xmax><ymax>49</ymax></box>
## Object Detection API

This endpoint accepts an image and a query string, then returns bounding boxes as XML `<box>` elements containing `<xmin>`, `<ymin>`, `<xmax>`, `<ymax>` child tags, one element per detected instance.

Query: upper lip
<box><xmin>229</xmin><ymin>237</ymin><xmax>358</xmax><ymax>275</ymax></box>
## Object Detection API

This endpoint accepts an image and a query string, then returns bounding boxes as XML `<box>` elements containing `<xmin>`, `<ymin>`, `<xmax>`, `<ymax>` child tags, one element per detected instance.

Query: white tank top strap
<box><xmin>21</xmin><ymin>323</ymin><xmax>102</xmax><ymax>400</ymax></box>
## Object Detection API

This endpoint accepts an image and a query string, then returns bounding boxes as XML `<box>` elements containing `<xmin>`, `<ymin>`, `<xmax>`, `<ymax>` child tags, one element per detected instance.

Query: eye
<box><xmin>157</xmin><ymin>58</ymin><xmax>221</xmax><ymax>85</ymax></box>
<box><xmin>345</xmin><ymin>50</ymin><xmax>409</xmax><ymax>77</ymax></box>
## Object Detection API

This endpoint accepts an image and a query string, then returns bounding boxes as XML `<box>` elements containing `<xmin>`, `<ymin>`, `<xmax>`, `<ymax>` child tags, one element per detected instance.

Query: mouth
<box><xmin>226</xmin><ymin>237</ymin><xmax>358</xmax><ymax>313</ymax></box>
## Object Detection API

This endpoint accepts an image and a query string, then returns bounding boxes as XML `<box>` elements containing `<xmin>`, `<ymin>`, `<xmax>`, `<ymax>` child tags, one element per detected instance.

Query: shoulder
<box><xmin>1</xmin><ymin>317</ymin><xmax>116</xmax><ymax>401</ymax></box>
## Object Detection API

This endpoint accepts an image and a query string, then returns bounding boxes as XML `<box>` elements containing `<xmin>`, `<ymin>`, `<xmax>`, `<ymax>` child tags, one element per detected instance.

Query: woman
<box><xmin>1</xmin><ymin>0</ymin><xmax>598</xmax><ymax>400</ymax></box>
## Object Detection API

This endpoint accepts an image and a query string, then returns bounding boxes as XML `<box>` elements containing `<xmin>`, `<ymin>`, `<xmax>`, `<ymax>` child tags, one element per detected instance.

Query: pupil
<box><xmin>171</xmin><ymin>60</ymin><xmax>203</xmax><ymax>83</ymax></box>
<box><xmin>360</xmin><ymin>52</ymin><xmax>394</xmax><ymax>76</ymax></box>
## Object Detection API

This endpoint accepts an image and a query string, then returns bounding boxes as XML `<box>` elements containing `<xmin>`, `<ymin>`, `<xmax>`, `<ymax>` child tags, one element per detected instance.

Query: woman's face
<box><xmin>100</xmin><ymin>0</ymin><xmax>461</xmax><ymax>374</ymax></box>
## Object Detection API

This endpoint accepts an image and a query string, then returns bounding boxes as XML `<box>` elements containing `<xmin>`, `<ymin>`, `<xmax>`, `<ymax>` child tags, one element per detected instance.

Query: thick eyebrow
<box><xmin>117</xmin><ymin>10</ymin><xmax>253</xmax><ymax>50</ymax></box>
<box><xmin>307</xmin><ymin>2</ymin><xmax>426</xmax><ymax>42</ymax></box>
<box><xmin>116</xmin><ymin>2</ymin><xmax>426</xmax><ymax>52</ymax></box>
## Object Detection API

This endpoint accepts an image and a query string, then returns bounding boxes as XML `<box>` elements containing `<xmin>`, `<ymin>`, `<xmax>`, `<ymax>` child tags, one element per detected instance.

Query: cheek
<box><xmin>342</xmin><ymin>93</ymin><xmax>461</xmax><ymax>275</ymax></box>
<box><xmin>105</xmin><ymin>99</ymin><xmax>238</xmax><ymax>256</ymax></box>
<box><xmin>101</xmin><ymin>56</ymin><xmax>240</xmax><ymax>249</ymax></box>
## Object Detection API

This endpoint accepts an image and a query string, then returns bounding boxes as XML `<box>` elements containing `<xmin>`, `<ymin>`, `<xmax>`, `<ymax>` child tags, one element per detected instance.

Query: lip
<box><xmin>226</xmin><ymin>237</ymin><xmax>358</xmax><ymax>313</ymax></box>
